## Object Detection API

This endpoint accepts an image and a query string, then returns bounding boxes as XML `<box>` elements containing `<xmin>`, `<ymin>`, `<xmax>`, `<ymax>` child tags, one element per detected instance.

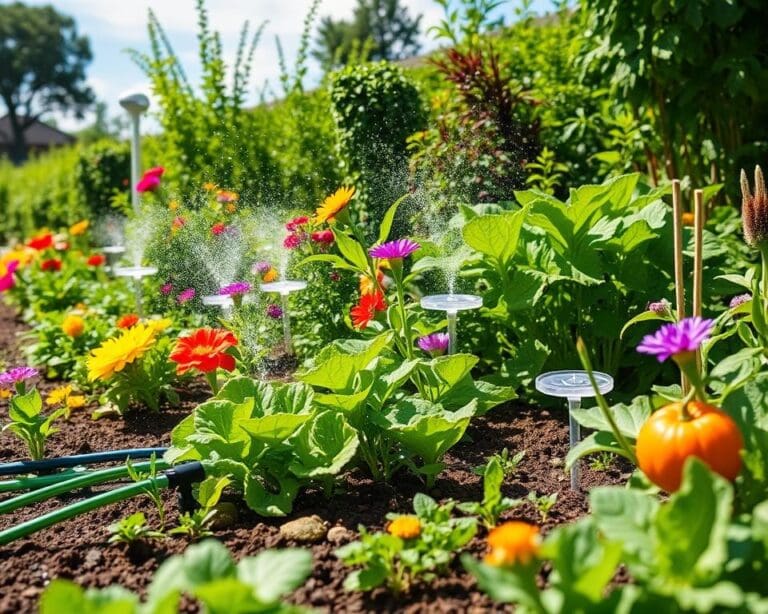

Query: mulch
<box><xmin>0</xmin><ymin>301</ymin><xmax>627</xmax><ymax>613</ymax></box>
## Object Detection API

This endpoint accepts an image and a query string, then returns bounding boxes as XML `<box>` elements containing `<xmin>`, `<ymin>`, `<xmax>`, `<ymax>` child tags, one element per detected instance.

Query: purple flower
<box><xmin>369</xmin><ymin>238</ymin><xmax>420</xmax><ymax>260</ymax></box>
<box><xmin>177</xmin><ymin>288</ymin><xmax>196</xmax><ymax>304</ymax></box>
<box><xmin>0</xmin><ymin>366</ymin><xmax>39</xmax><ymax>386</ymax></box>
<box><xmin>730</xmin><ymin>293</ymin><xmax>751</xmax><ymax>309</ymax></box>
<box><xmin>637</xmin><ymin>317</ymin><xmax>714</xmax><ymax>362</ymax></box>
<box><xmin>647</xmin><ymin>299</ymin><xmax>671</xmax><ymax>316</ymax></box>
<box><xmin>417</xmin><ymin>332</ymin><xmax>450</xmax><ymax>357</ymax></box>
<box><xmin>219</xmin><ymin>281</ymin><xmax>252</xmax><ymax>297</ymax></box>
<box><xmin>266</xmin><ymin>304</ymin><xmax>283</xmax><ymax>319</ymax></box>
<box><xmin>160</xmin><ymin>283</ymin><xmax>173</xmax><ymax>296</ymax></box>
<box><xmin>252</xmin><ymin>261</ymin><xmax>272</xmax><ymax>275</ymax></box>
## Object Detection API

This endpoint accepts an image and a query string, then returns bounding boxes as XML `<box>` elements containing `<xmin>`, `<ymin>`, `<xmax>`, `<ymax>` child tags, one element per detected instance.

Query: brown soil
<box><xmin>0</xmin><ymin>301</ymin><xmax>628</xmax><ymax>613</ymax></box>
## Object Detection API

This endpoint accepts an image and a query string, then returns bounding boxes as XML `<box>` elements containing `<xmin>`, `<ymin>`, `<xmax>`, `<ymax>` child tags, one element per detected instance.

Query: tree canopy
<box><xmin>0</xmin><ymin>2</ymin><xmax>94</xmax><ymax>163</ymax></box>
<box><xmin>313</xmin><ymin>0</ymin><xmax>422</xmax><ymax>70</ymax></box>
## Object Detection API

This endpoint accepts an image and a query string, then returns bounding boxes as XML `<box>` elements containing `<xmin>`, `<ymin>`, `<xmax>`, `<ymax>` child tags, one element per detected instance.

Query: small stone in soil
<box><xmin>327</xmin><ymin>526</ymin><xmax>354</xmax><ymax>545</ymax></box>
<box><xmin>549</xmin><ymin>457</ymin><xmax>564</xmax><ymax>467</ymax></box>
<box><xmin>209</xmin><ymin>502</ymin><xmax>239</xmax><ymax>529</ymax></box>
<box><xmin>278</xmin><ymin>515</ymin><xmax>327</xmax><ymax>543</ymax></box>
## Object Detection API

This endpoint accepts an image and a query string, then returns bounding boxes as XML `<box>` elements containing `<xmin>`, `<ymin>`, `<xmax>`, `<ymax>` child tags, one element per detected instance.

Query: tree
<box><xmin>313</xmin><ymin>0</ymin><xmax>422</xmax><ymax>70</ymax></box>
<box><xmin>0</xmin><ymin>3</ymin><xmax>94</xmax><ymax>164</ymax></box>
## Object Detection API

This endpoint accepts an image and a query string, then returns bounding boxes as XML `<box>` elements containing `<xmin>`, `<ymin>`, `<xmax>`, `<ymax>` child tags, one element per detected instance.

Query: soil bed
<box><xmin>0</xmin><ymin>302</ymin><xmax>627</xmax><ymax>613</ymax></box>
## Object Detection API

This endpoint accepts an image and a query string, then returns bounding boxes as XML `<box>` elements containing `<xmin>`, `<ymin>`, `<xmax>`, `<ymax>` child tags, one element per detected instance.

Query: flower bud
<box><xmin>741</xmin><ymin>166</ymin><xmax>768</xmax><ymax>248</ymax></box>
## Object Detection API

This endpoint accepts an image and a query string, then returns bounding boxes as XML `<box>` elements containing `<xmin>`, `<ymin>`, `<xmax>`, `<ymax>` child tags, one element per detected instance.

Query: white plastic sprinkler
<box><xmin>118</xmin><ymin>92</ymin><xmax>150</xmax><ymax>215</ymax></box>
<box><xmin>535</xmin><ymin>370</ymin><xmax>614</xmax><ymax>491</ymax></box>
<box><xmin>420</xmin><ymin>294</ymin><xmax>482</xmax><ymax>354</ymax></box>
<box><xmin>113</xmin><ymin>266</ymin><xmax>158</xmax><ymax>317</ymax></box>
<box><xmin>101</xmin><ymin>245</ymin><xmax>125</xmax><ymax>274</ymax></box>
<box><xmin>202</xmin><ymin>294</ymin><xmax>235</xmax><ymax>319</ymax></box>
<box><xmin>260</xmin><ymin>281</ymin><xmax>307</xmax><ymax>352</ymax></box>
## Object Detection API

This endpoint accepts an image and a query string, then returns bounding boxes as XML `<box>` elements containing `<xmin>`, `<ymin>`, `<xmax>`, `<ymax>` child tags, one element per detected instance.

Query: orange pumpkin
<box><xmin>636</xmin><ymin>401</ymin><xmax>743</xmax><ymax>492</ymax></box>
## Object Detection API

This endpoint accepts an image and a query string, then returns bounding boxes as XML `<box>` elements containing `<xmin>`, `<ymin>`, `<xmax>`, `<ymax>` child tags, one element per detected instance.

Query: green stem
<box><xmin>205</xmin><ymin>370</ymin><xmax>220</xmax><ymax>396</ymax></box>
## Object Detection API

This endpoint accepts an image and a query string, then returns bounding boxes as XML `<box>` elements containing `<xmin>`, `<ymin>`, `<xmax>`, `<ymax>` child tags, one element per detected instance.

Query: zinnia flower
<box><xmin>172</xmin><ymin>216</ymin><xmax>186</xmax><ymax>231</ymax></box>
<box><xmin>178</xmin><ymin>288</ymin><xmax>196</xmax><ymax>304</ymax></box>
<box><xmin>46</xmin><ymin>385</ymin><xmax>72</xmax><ymax>406</ymax></box>
<box><xmin>311</xmin><ymin>230</ymin><xmax>335</xmax><ymax>245</ymax></box>
<box><xmin>0</xmin><ymin>260</ymin><xmax>19</xmax><ymax>292</ymax></box>
<box><xmin>41</xmin><ymin>258</ymin><xmax>62</xmax><ymax>272</ymax></box>
<box><xmin>360</xmin><ymin>269</ymin><xmax>385</xmax><ymax>296</ymax></box>
<box><xmin>417</xmin><ymin>332</ymin><xmax>450</xmax><ymax>357</ymax></box>
<box><xmin>647</xmin><ymin>299</ymin><xmax>671</xmax><ymax>316</ymax></box>
<box><xmin>203</xmin><ymin>182</ymin><xmax>217</xmax><ymax>192</ymax></box>
<box><xmin>283</xmin><ymin>233</ymin><xmax>305</xmax><ymax>249</ymax></box>
<box><xmin>170</xmin><ymin>328</ymin><xmax>238</xmax><ymax>375</ymax></box>
<box><xmin>484</xmin><ymin>522</ymin><xmax>541</xmax><ymax>567</ymax></box>
<box><xmin>315</xmin><ymin>186</ymin><xmax>355</xmax><ymax>224</ymax></box>
<box><xmin>286</xmin><ymin>216</ymin><xmax>309</xmax><ymax>232</ymax></box>
<box><xmin>216</xmin><ymin>190</ymin><xmax>239</xmax><ymax>203</ymax></box>
<box><xmin>27</xmin><ymin>232</ymin><xmax>54</xmax><ymax>251</ymax></box>
<box><xmin>161</xmin><ymin>283</ymin><xmax>174</xmax><ymax>295</ymax></box>
<box><xmin>369</xmin><ymin>238</ymin><xmax>420</xmax><ymax>261</ymax></box>
<box><xmin>168</xmin><ymin>200</ymin><xmax>180</xmax><ymax>211</ymax></box>
<box><xmin>387</xmin><ymin>515</ymin><xmax>421</xmax><ymax>539</ymax></box>
<box><xmin>136</xmin><ymin>167</ymin><xmax>164</xmax><ymax>193</ymax></box>
<box><xmin>62</xmin><ymin>315</ymin><xmax>85</xmax><ymax>337</ymax></box>
<box><xmin>266</xmin><ymin>304</ymin><xmax>283</xmax><ymax>319</ymax></box>
<box><xmin>211</xmin><ymin>222</ymin><xmax>227</xmax><ymax>236</ymax></box>
<box><xmin>117</xmin><ymin>314</ymin><xmax>140</xmax><ymax>329</ymax></box>
<box><xmin>637</xmin><ymin>316</ymin><xmax>714</xmax><ymax>363</ymax></box>
<box><xmin>262</xmin><ymin>268</ymin><xmax>278</xmax><ymax>282</ymax></box>
<box><xmin>350</xmin><ymin>290</ymin><xmax>386</xmax><ymax>329</ymax></box>
<box><xmin>87</xmin><ymin>324</ymin><xmax>159</xmax><ymax>381</ymax></box>
<box><xmin>741</xmin><ymin>165</ymin><xmax>768</xmax><ymax>248</ymax></box>
<box><xmin>69</xmin><ymin>220</ymin><xmax>90</xmax><ymax>236</ymax></box>
<box><xmin>219</xmin><ymin>281</ymin><xmax>251</xmax><ymax>297</ymax></box>
<box><xmin>0</xmin><ymin>366</ymin><xmax>39</xmax><ymax>387</ymax></box>
<box><xmin>87</xmin><ymin>254</ymin><xmax>106</xmax><ymax>267</ymax></box>
<box><xmin>66</xmin><ymin>395</ymin><xmax>86</xmax><ymax>409</ymax></box>
<box><xmin>252</xmin><ymin>261</ymin><xmax>272</xmax><ymax>275</ymax></box>
<box><xmin>730</xmin><ymin>293</ymin><xmax>751</xmax><ymax>309</ymax></box>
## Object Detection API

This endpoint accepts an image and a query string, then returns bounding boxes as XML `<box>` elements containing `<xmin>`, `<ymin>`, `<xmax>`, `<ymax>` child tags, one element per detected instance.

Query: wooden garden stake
<box><xmin>671</xmin><ymin>179</ymin><xmax>688</xmax><ymax>392</ymax></box>
<box><xmin>693</xmin><ymin>189</ymin><xmax>705</xmax><ymax>318</ymax></box>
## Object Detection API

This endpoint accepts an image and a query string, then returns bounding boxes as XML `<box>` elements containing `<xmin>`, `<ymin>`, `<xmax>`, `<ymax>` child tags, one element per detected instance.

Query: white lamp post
<box><xmin>118</xmin><ymin>92</ymin><xmax>150</xmax><ymax>215</ymax></box>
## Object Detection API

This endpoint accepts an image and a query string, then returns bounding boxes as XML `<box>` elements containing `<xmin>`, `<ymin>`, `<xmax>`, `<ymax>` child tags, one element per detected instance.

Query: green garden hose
<box><xmin>0</xmin><ymin>460</ymin><xmax>169</xmax><ymax>514</ymax></box>
<box><xmin>0</xmin><ymin>469</ymin><xmax>85</xmax><ymax>493</ymax></box>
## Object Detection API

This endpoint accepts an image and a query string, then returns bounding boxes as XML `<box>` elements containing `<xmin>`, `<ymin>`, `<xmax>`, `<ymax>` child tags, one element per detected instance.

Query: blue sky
<box><xmin>2</xmin><ymin>0</ymin><xmax>555</xmax><ymax>132</ymax></box>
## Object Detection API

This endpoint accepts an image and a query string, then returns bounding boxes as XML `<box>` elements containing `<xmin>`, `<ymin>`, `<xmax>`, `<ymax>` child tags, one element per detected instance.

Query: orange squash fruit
<box><xmin>636</xmin><ymin>401</ymin><xmax>743</xmax><ymax>492</ymax></box>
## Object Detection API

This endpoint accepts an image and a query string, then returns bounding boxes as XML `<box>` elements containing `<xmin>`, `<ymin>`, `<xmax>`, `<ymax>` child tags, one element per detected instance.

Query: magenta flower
<box><xmin>311</xmin><ymin>230</ymin><xmax>335</xmax><ymax>245</ymax></box>
<box><xmin>219</xmin><ymin>281</ymin><xmax>252</xmax><ymax>297</ymax></box>
<box><xmin>283</xmin><ymin>233</ymin><xmax>305</xmax><ymax>249</ymax></box>
<box><xmin>369</xmin><ymin>238</ymin><xmax>420</xmax><ymax>260</ymax></box>
<box><xmin>252</xmin><ymin>261</ymin><xmax>272</xmax><ymax>275</ymax></box>
<box><xmin>136</xmin><ymin>175</ymin><xmax>161</xmax><ymax>193</ymax></box>
<box><xmin>637</xmin><ymin>317</ymin><xmax>714</xmax><ymax>362</ymax></box>
<box><xmin>286</xmin><ymin>216</ymin><xmax>309</xmax><ymax>232</ymax></box>
<box><xmin>646</xmin><ymin>298</ymin><xmax>671</xmax><ymax>316</ymax></box>
<box><xmin>0</xmin><ymin>366</ymin><xmax>39</xmax><ymax>386</ymax></box>
<box><xmin>266</xmin><ymin>304</ymin><xmax>283</xmax><ymax>319</ymax></box>
<box><xmin>0</xmin><ymin>260</ymin><xmax>19</xmax><ymax>292</ymax></box>
<box><xmin>730</xmin><ymin>293</ymin><xmax>751</xmax><ymax>309</ymax></box>
<box><xmin>417</xmin><ymin>333</ymin><xmax>450</xmax><ymax>357</ymax></box>
<box><xmin>160</xmin><ymin>282</ymin><xmax>173</xmax><ymax>295</ymax></box>
<box><xmin>178</xmin><ymin>288</ymin><xmax>196</xmax><ymax>304</ymax></box>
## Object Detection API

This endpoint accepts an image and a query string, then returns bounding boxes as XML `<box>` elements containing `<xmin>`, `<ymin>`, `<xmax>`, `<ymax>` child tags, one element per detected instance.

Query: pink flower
<box><xmin>136</xmin><ymin>175</ymin><xmax>161</xmax><ymax>193</ymax></box>
<box><xmin>178</xmin><ymin>288</ymin><xmax>196</xmax><ymax>304</ymax></box>
<box><xmin>219</xmin><ymin>281</ymin><xmax>252</xmax><ymax>297</ymax></box>
<box><xmin>161</xmin><ymin>283</ymin><xmax>173</xmax><ymax>295</ymax></box>
<box><xmin>637</xmin><ymin>317</ymin><xmax>713</xmax><ymax>363</ymax></box>
<box><xmin>144</xmin><ymin>166</ymin><xmax>165</xmax><ymax>179</ymax></box>
<box><xmin>311</xmin><ymin>230</ymin><xmax>335</xmax><ymax>245</ymax></box>
<box><xmin>730</xmin><ymin>293</ymin><xmax>751</xmax><ymax>309</ymax></box>
<box><xmin>286</xmin><ymin>216</ymin><xmax>309</xmax><ymax>232</ymax></box>
<box><xmin>211</xmin><ymin>222</ymin><xmax>227</xmax><ymax>236</ymax></box>
<box><xmin>266</xmin><ymin>304</ymin><xmax>283</xmax><ymax>319</ymax></box>
<box><xmin>418</xmin><ymin>332</ymin><xmax>450</xmax><ymax>357</ymax></box>
<box><xmin>283</xmin><ymin>233</ymin><xmax>304</xmax><ymax>249</ymax></box>
<box><xmin>369</xmin><ymin>238</ymin><xmax>420</xmax><ymax>260</ymax></box>
<box><xmin>0</xmin><ymin>260</ymin><xmax>19</xmax><ymax>292</ymax></box>
<box><xmin>252</xmin><ymin>261</ymin><xmax>272</xmax><ymax>275</ymax></box>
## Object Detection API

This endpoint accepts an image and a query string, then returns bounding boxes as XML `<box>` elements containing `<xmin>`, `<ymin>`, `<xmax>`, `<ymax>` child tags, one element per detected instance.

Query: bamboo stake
<box><xmin>671</xmin><ymin>179</ymin><xmax>688</xmax><ymax>392</ymax></box>
<box><xmin>693</xmin><ymin>189</ymin><xmax>704</xmax><ymax>318</ymax></box>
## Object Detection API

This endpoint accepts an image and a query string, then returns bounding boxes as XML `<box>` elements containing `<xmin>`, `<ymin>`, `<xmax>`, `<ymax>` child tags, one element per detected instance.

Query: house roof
<box><xmin>0</xmin><ymin>115</ymin><xmax>76</xmax><ymax>146</ymax></box>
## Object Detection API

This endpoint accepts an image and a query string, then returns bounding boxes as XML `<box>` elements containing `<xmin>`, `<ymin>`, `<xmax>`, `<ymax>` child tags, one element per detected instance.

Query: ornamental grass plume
<box><xmin>484</xmin><ymin>521</ymin><xmax>541</xmax><ymax>567</ymax></box>
<box><xmin>741</xmin><ymin>165</ymin><xmax>768</xmax><ymax>249</ymax></box>
<box><xmin>87</xmin><ymin>324</ymin><xmax>158</xmax><ymax>381</ymax></box>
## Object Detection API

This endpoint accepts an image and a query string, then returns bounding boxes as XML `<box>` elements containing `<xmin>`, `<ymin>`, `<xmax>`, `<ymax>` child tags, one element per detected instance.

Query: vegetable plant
<box><xmin>472</xmin><ymin>447</ymin><xmax>525</xmax><ymax>478</ymax></box>
<box><xmin>127</xmin><ymin>455</ymin><xmax>167</xmax><ymax>528</ymax></box>
<box><xmin>526</xmin><ymin>492</ymin><xmax>558</xmax><ymax>523</ymax></box>
<box><xmin>2</xmin><ymin>388</ymin><xmax>67</xmax><ymax>461</ymax></box>
<box><xmin>108</xmin><ymin>512</ymin><xmax>165</xmax><ymax>545</ymax></box>
<box><xmin>170</xmin><ymin>476</ymin><xmax>231</xmax><ymax>540</ymax></box>
<box><xmin>458</xmin><ymin>456</ymin><xmax>521</xmax><ymax>528</ymax></box>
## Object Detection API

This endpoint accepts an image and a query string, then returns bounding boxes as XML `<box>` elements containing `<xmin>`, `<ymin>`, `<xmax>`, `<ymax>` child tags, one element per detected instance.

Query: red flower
<box><xmin>311</xmin><ymin>230</ymin><xmax>335</xmax><ymax>245</ymax></box>
<box><xmin>169</xmin><ymin>328</ymin><xmax>238</xmax><ymax>375</ymax></box>
<box><xmin>40</xmin><ymin>258</ymin><xmax>62</xmax><ymax>272</ymax></box>
<box><xmin>286</xmin><ymin>216</ymin><xmax>309</xmax><ymax>232</ymax></box>
<box><xmin>211</xmin><ymin>222</ymin><xmax>227</xmax><ymax>236</ymax></box>
<box><xmin>283</xmin><ymin>233</ymin><xmax>304</xmax><ymax>249</ymax></box>
<box><xmin>27</xmin><ymin>233</ymin><xmax>54</xmax><ymax>251</ymax></box>
<box><xmin>172</xmin><ymin>216</ymin><xmax>186</xmax><ymax>230</ymax></box>
<box><xmin>136</xmin><ymin>167</ymin><xmax>165</xmax><ymax>193</ymax></box>
<box><xmin>350</xmin><ymin>290</ymin><xmax>386</xmax><ymax>329</ymax></box>
<box><xmin>117</xmin><ymin>314</ymin><xmax>140</xmax><ymax>329</ymax></box>
<box><xmin>144</xmin><ymin>166</ymin><xmax>165</xmax><ymax>179</ymax></box>
<box><xmin>87</xmin><ymin>254</ymin><xmax>106</xmax><ymax>267</ymax></box>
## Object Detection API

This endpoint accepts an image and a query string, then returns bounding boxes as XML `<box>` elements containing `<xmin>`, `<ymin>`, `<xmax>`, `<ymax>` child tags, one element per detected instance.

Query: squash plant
<box><xmin>166</xmin><ymin>378</ymin><xmax>358</xmax><ymax>516</ymax></box>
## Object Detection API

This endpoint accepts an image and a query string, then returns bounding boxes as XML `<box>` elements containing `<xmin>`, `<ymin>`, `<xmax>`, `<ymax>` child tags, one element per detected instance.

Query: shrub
<box><xmin>74</xmin><ymin>140</ymin><xmax>130</xmax><ymax>219</ymax></box>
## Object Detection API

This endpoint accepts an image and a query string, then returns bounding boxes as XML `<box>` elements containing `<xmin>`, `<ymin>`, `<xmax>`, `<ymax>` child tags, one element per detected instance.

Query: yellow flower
<box><xmin>168</xmin><ymin>200</ymin><xmax>180</xmax><ymax>211</ymax></box>
<box><xmin>87</xmin><ymin>323</ymin><xmax>158</xmax><ymax>381</ymax></box>
<box><xmin>66</xmin><ymin>395</ymin><xmax>86</xmax><ymax>409</ymax></box>
<box><xmin>484</xmin><ymin>522</ymin><xmax>541</xmax><ymax>567</ymax></box>
<box><xmin>46</xmin><ymin>385</ymin><xmax>73</xmax><ymax>406</ymax></box>
<box><xmin>69</xmin><ymin>220</ymin><xmax>90</xmax><ymax>236</ymax></box>
<box><xmin>315</xmin><ymin>186</ymin><xmax>355</xmax><ymax>224</ymax></box>
<box><xmin>203</xmin><ymin>182</ymin><xmax>218</xmax><ymax>192</ymax></box>
<box><xmin>0</xmin><ymin>388</ymin><xmax>11</xmax><ymax>399</ymax></box>
<box><xmin>387</xmin><ymin>515</ymin><xmax>421</xmax><ymax>539</ymax></box>
<box><xmin>62</xmin><ymin>315</ymin><xmax>85</xmax><ymax>338</ymax></box>
<box><xmin>146</xmin><ymin>317</ymin><xmax>173</xmax><ymax>334</ymax></box>
<box><xmin>262</xmin><ymin>268</ymin><xmax>278</xmax><ymax>283</ymax></box>
<box><xmin>1</xmin><ymin>248</ymin><xmax>34</xmax><ymax>268</ymax></box>
<box><xmin>226</xmin><ymin>203</ymin><xmax>237</xmax><ymax>214</ymax></box>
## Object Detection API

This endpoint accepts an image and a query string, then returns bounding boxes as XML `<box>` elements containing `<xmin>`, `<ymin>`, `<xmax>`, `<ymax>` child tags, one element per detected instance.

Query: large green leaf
<box><xmin>461</xmin><ymin>555</ymin><xmax>544</xmax><ymax>609</ymax></box>
<box><xmin>334</xmin><ymin>229</ymin><xmax>369</xmax><ymax>273</ymax></box>
<box><xmin>289</xmin><ymin>410</ymin><xmax>358</xmax><ymax>478</ymax></box>
<box><xmin>438</xmin><ymin>376</ymin><xmax>515</xmax><ymax>415</ymax></box>
<box><xmin>237</xmin><ymin>548</ymin><xmax>313</xmax><ymax>604</ymax></box>
<box><xmin>40</xmin><ymin>581</ymin><xmax>139</xmax><ymax>614</ymax></box>
<box><xmin>419</xmin><ymin>353</ymin><xmax>479</xmax><ymax>401</ymax></box>
<box><xmin>216</xmin><ymin>377</ymin><xmax>268</xmax><ymax>405</ymax></box>
<box><xmin>462</xmin><ymin>208</ymin><xmax>527</xmax><ymax>265</ymax></box>
<box><xmin>9</xmin><ymin>389</ymin><xmax>42</xmax><ymax>423</ymax></box>
<box><xmin>570</xmin><ymin>396</ymin><xmax>651</xmax><ymax>439</ymax></box>
<box><xmin>243</xmin><ymin>473</ymin><xmax>298</xmax><ymax>516</ymax></box>
<box><xmin>239</xmin><ymin>413</ymin><xmax>311</xmax><ymax>444</ymax></box>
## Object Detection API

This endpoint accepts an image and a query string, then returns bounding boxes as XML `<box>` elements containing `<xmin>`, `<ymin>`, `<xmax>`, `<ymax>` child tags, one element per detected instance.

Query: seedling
<box><xmin>473</xmin><ymin>448</ymin><xmax>525</xmax><ymax>478</ymax></box>
<box><xmin>2</xmin><ymin>389</ymin><xmax>67</xmax><ymax>460</ymax></box>
<box><xmin>126</xmin><ymin>454</ymin><xmax>167</xmax><ymax>527</ymax></box>
<box><xmin>588</xmin><ymin>451</ymin><xmax>615</xmax><ymax>472</ymax></box>
<box><xmin>169</xmin><ymin>476</ymin><xmax>231</xmax><ymax>540</ymax></box>
<box><xmin>460</xmin><ymin>457</ymin><xmax>521</xmax><ymax>528</ymax></box>
<box><xmin>527</xmin><ymin>491</ymin><xmax>558</xmax><ymax>522</ymax></box>
<box><xmin>108</xmin><ymin>512</ymin><xmax>165</xmax><ymax>544</ymax></box>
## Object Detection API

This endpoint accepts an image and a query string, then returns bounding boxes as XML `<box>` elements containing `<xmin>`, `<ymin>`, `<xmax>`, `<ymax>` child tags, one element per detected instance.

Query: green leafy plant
<box><xmin>336</xmin><ymin>493</ymin><xmax>477</xmax><ymax>594</ymax></box>
<box><xmin>126</xmin><ymin>455</ymin><xmax>167</xmax><ymax>528</ymax></box>
<box><xmin>170</xmin><ymin>476</ymin><xmax>231</xmax><ymax>540</ymax></box>
<box><xmin>108</xmin><ymin>512</ymin><xmax>165</xmax><ymax>545</ymax></box>
<box><xmin>472</xmin><ymin>447</ymin><xmax>525</xmax><ymax>478</ymax></box>
<box><xmin>526</xmin><ymin>492</ymin><xmax>558</xmax><ymax>523</ymax></box>
<box><xmin>458</xmin><ymin>456</ymin><xmax>521</xmax><ymax>528</ymax></box>
<box><xmin>40</xmin><ymin>539</ymin><xmax>313</xmax><ymax>613</ymax></box>
<box><xmin>2</xmin><ymin>389</ymin><xmax>67</xmax><ymax>460</ymax></box>
<box><xmin>587</xmin><ymin>451</ymin><xmax>615</xmax><ymax>472</ymax></box>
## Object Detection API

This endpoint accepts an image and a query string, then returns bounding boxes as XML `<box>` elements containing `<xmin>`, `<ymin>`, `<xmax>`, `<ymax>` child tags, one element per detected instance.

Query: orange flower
<box><xmin>350</xmin><ymin>290</ymin><xmax>386</xmax><ymax>329</ymax></box>
<box><xmin>117</xmin><ymin>314</ymin><xmax>140</xmax><ymax>329</ymax></box>
<box><xmin>62</xmin><ymin>315</ymin><xmax>85</xmax><ymax>337</ymax></box>
<box><xmin>359</xmin><ymin>269</ymin><xmax>385</xmax><ymax>296</ymax></box>
<box><xmin>387</xmin><ymin>515</ymin><xmax>421</xmax><ymax>539</ymax></box>
<box><xmin>262</xmin><ymin>267</ymin><xmax>278</xmax><ymax>283</ymax></box>
<box><xmin>69</xmin><ymin>220</ymin><xmax>90</xmax><ymax>236</ymax></box>
<box><xmin>484</xmin><ymin>522</ymin><xmax>541</xmax><ymax>567</ymax></box>
<box><xmin>27</xmin><ymin>232</ymin><xmax>54</xmax><ymax>251</ymax></box>
<box><xmin>682</xmin><ymin>212</ymin><xmax>694</xmax><ymax>226</ymax></box>
<box><xmin>169</xmin><ymin>328</ymin><xmax>238</xmax><ymax>375</ymax></box>
<box><xmin>315</xmin><ymin>186</ymin><xmax>355</xmax><ymax>224</ymax></box>
<box><xmin>203</xmin><ymin>182</ymin><xmax>218</xmax><ymax>192</ymax></box>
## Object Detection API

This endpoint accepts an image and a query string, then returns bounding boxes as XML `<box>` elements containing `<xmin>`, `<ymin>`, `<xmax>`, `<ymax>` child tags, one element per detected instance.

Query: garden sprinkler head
<box><xmin>118</xmin><ymin>92</ymin><xmax>150</xmax><ymax>116</ymax></box>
